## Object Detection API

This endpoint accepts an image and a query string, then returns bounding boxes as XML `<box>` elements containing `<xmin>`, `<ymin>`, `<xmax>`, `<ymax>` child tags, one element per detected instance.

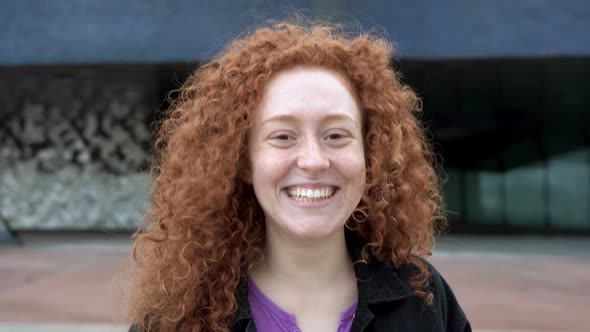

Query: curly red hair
<box><xmin>128</xmin><ymin>18</ymin><xmax>446</xmax><ymax>332</ymax></box>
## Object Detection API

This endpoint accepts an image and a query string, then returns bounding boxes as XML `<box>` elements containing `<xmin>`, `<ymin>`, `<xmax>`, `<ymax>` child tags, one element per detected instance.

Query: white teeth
<box><xmin>286</xmin><ymin>186</ymin><xmax>336</xmax><ymax>201</ymax></box>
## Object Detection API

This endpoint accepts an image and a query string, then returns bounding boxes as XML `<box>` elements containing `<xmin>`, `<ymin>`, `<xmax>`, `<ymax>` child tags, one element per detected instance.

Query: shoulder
<box><xmin>362</xmin><ymin>256</ymin><xmax>472</xmax><ymax>331</ymax></box>
<box><xmin>410</xmin><ymin>257</ymin><xmax>472</xmax><ymax>332</ymax></box>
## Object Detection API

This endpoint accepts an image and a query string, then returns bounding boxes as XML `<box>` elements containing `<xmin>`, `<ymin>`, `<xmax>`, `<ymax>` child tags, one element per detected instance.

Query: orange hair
<box><xmin>128</xmin><ymin>18</ymin><xmax>446</xmax><ymax>332</ymax></box>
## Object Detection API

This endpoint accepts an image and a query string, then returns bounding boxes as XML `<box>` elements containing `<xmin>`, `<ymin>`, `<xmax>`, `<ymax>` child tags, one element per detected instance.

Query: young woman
<box><xmin>128</xmin><ymin>20</ymin><xmax>471</xmax><ymax>332</ymax></box>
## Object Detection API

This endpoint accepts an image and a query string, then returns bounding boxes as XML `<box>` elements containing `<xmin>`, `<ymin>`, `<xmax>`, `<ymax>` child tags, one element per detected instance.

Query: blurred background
<box><xmin>1</xmin><ymin>1</ymin><xmax>588</xmax><ymax>331</ymax></box>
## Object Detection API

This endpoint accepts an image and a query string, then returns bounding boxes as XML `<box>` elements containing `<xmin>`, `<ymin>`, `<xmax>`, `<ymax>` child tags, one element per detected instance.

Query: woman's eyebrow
<box><xmin>260</xmin><ymin>113</ymin><xmax>359</xmax><ymax>129</ymax></box>
<box><xmin>319</xmin><ymin>114</ymin><xmax>359</xmax><ymax>129</ymax></box>
<box><xmin>260</xmin><ymin>114</ymin><xmax>297</xmax><ymax>127</ymax></box>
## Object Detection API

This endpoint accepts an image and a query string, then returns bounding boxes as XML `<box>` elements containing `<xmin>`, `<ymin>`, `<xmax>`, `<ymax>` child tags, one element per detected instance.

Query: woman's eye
<box><xmin>274</xmin><ymin>134</ymin><xmax>292</xmax><ymax>140</ymax></box>
<box><xmin>327</xmin><ymin>133</ymin><xmax>345</xmax><ymax>140</ymax></box>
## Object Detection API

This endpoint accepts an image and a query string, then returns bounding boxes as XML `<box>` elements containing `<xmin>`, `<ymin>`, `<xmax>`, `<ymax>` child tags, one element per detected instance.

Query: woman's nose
<box><xmin>296</xmin><ymin>139</ymin><xmax>330</xmax><ymax>173</ymax></box>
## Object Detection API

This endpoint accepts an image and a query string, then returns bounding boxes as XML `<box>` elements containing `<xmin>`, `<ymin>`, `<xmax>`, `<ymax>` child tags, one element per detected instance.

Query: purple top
<box><xmin>247</xmin><ymin>276</ymin><xmax>357</xmax><ymax>332</ymax></box>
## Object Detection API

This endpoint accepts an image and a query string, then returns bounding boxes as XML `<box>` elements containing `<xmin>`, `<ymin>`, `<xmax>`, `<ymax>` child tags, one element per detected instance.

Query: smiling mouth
<box><xmin>285</xmin><ymin>186</ymin><xmax>338</xmax><ymax>202</ymax></box>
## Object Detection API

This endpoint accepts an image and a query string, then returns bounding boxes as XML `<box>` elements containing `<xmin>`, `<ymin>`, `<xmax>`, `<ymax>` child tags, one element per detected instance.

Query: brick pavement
<box><xmin>1</xmin><ymin>233</ymin><xmax>588</xmax><ymax>331</ymax></box>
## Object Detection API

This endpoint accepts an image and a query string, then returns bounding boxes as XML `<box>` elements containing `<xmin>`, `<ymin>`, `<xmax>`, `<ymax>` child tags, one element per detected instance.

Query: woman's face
<box><xmin>246</xmin><ymin>66</ymin><xmax>366</xmax><ymax>239</ymax></box>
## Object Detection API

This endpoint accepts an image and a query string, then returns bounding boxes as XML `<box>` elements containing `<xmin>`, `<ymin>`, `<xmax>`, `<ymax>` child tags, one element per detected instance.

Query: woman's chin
<box><xmin>282</xmin><ymin>220</ymin><xmax>346</xmax><ymax>240</ymax></box>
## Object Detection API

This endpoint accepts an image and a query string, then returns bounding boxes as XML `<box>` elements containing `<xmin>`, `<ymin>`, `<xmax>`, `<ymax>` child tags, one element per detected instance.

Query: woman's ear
<box><xmin>238</xmin><ymin>156</ymin><xmax>252</xmax><ymax>184</ymax></box>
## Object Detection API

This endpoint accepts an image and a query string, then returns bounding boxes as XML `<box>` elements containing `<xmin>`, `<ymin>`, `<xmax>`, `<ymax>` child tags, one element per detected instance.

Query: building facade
<box><xmin>1</xmin><ymin>0</ymin><xmax>588</xmax><ymax>233</ymax></box>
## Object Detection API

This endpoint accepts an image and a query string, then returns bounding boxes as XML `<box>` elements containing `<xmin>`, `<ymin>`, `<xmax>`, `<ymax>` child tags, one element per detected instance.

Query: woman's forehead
<box><xmin>254</xmin><ymin>66</ymin><xmax>361</xmax><ymax>122</ymax></box>
<box><xmin>265</xmin><ymin>65</ymin><xmax>358</xmax><ymax>98</ymax></box>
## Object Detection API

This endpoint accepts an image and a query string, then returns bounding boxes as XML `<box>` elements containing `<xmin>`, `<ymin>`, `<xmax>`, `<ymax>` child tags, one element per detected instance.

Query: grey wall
<box><xmin>1</xmin><ymin>0</ymin><xmax>589</xmax><ymax>65</ymax></box>
<box><xmin>0</xmin><ymin>66</ymin><xmax>156</xmax><ymax>230</ymax></box>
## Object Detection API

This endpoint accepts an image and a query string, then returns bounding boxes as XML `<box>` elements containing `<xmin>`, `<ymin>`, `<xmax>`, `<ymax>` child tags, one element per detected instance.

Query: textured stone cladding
<box><xmin>0</xmin><ymin>66</ymin><xmax>159</xmax><ymax>230</ymax></box>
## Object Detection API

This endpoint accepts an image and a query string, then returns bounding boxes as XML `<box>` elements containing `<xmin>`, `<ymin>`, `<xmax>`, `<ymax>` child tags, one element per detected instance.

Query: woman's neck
<box><xmin>249</xmin><ymin>225</ymin><xmax>356</xmax><ymax>295</ymax></box>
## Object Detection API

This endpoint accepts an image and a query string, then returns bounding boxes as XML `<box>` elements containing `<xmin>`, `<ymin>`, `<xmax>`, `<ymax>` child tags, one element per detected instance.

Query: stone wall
<box><xmin>0</xmin><ymin>66</ymin><xmax>159</xmax><ymax>230</ymax></box>
<box><xmin>3</xmin><ymin>1</ymin><xmax>590</xmax><ymax>65</ymax></box>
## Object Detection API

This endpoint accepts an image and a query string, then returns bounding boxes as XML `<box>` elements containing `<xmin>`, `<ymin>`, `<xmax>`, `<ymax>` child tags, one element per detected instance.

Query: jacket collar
<box><xmin>231</xmin><ymin>230</ymin><xmax>414</xmax><ymax>329</ymax></box>
<box><xmin>345</xmin><ymin>230</ymin><xmax>413</xmax><ymax>304</ymax></box>
<box><xmin>233</xmin><ymin>278</ymin><xmax>253</xmax><ymax>330</ymax></box>
<box><xmin>346</xmin><ymin>230</ymin><xmax>413</xmax><ymax>332</ymax></box>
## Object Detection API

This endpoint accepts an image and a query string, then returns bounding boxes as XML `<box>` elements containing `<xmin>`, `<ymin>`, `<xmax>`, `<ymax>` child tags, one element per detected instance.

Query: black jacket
<box><xmin>131</xmin><ymin>234</ymin><xmax>471</xmax><ymax>332</ymax></box>
<box><xmin>232</xmin><ymin>234</ymin><xmax>471</xmax><ymax>332</ymax></box>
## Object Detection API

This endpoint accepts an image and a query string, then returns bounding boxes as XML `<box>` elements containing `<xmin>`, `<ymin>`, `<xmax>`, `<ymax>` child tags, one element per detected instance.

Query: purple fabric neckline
<box><xmin>247</xmin><ymin>276</ymin><xmax>298</xmax><ymax>324</ymax></box>
<box><xmin>247</xmin><ymin>276</ymin><xmax>358</xmax><ymax>326</ymax></box>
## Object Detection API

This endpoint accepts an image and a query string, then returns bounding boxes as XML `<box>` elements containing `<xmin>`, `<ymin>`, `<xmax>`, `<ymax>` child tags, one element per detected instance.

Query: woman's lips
<box><xmin>282</xmin><ymin>188</ymin><xmax>339</xmax><ymax>208</ymax></box>
<box><xmin>285</xmin><ymin>186</ymin><xmax>337</xmax><ymax>200</ymax></box>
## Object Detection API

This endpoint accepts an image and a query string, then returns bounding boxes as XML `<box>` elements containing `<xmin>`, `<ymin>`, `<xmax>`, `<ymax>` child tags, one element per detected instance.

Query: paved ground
<box><xmin>0</xmin><ymin>232</ymin><xmax>588</xmax><ymax>332</ymax></box>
